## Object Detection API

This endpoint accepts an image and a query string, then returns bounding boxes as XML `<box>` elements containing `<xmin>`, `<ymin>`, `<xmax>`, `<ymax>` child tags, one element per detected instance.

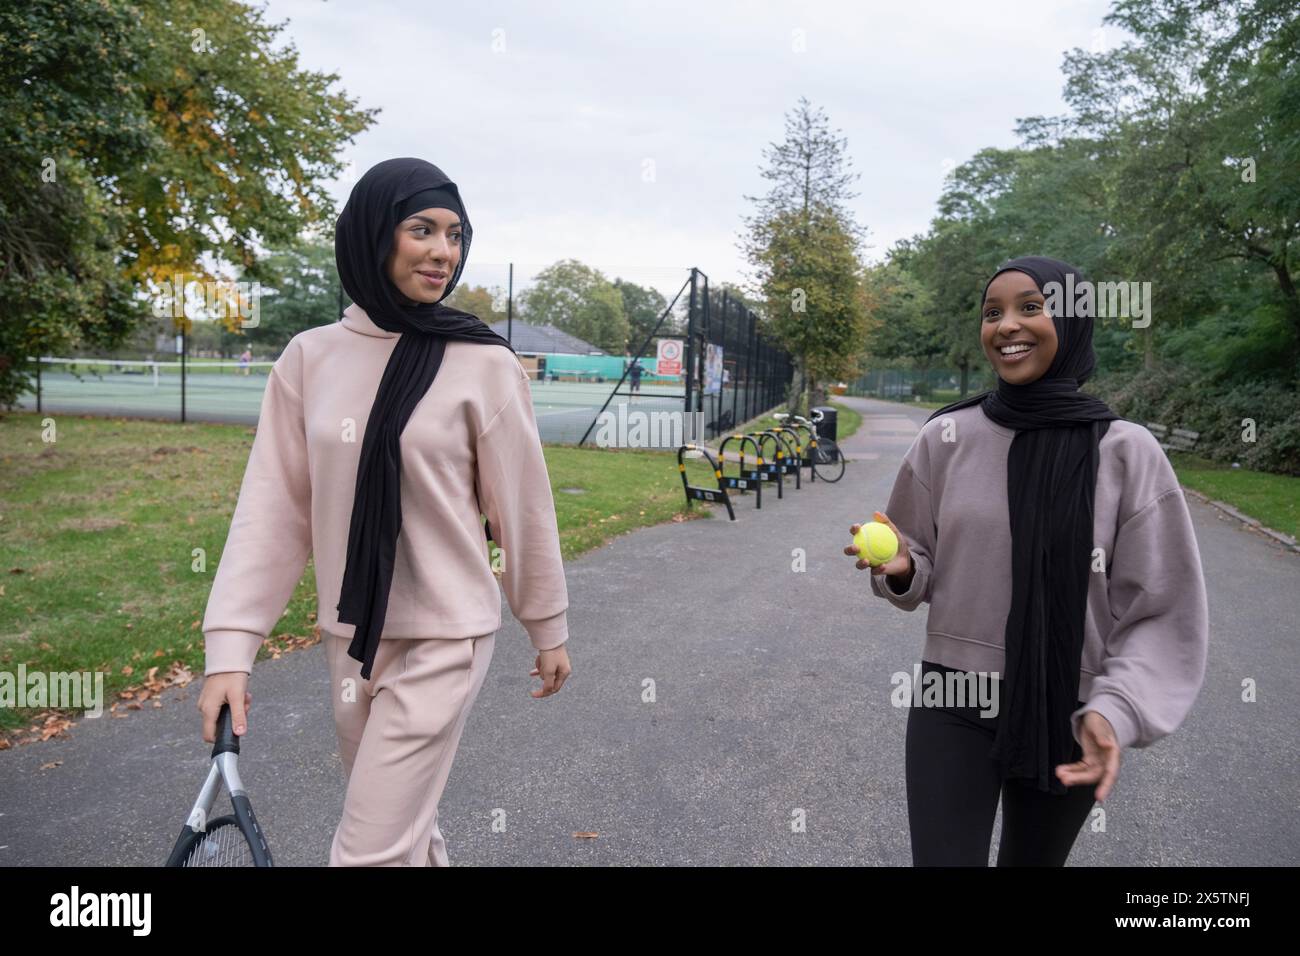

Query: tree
<box><xmin>445</xmin><ymin>283</ymin><xmax>508</xmax><ymax>324</ymax></box>
<box><xmin>613</xmin><ymin>278</ymin><xmax>669</xmax><ymax>354</ymax></box>
<box><xmin>864</xmin><ymin>258</ymin><xmax>939</xmax><ymax>363</ymax></box>
<box><xmin>518</xmin><ymin>259</ymin><xmax>628</xmax><ymax>354</ymax></box>
<box><xmin>0</xmin><ymin>0</ymin><xmax>152</xmax><ymax>406</ymax></box>
<box><xmin>236</xmin><ymin>232</ymin><xmax>340</xmax><ymax>353</ymax></box>
<box><xmin>0</xmin><ymin>0</ymin><xmax>376</xmax><ymax>407</ymax></box>
<box><xmin>749</xmin><ymin>203</ymin><xmax>870</xmax><ymax>411</ymax></box>
<box><xmin>739</xmin><ymin>98</ymin><xmax>870</xmax><ymax>412</ymax></box>
<box><xmin>1060</xmin><ymin>0</ymin><xmax>1300</xmax><ymax>370</ymax></box>
<box><xmin>122</xmin><ymin>0</ymin><xmax>376</xmax><ymax>295</ymax></box>
<box><xmin>741</xmin><ymin>96</ymin><xmax>864</xmax><ymax>243</ymax></box>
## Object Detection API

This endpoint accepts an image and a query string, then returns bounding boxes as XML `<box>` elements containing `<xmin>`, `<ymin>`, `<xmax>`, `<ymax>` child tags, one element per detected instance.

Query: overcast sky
<box><xmin>264</xmin><ymin>0</ymin><xmax>1121</xmax><ymax>296</ymax></box>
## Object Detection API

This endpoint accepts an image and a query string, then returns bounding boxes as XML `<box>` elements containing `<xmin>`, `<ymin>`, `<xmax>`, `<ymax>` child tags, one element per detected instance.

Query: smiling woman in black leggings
<box><xmin>905</xmin><ymin>661</ymin><xmax>1096</xmax><ymax>866</ymax></box>
<box><xmin>846</xmin><ymin>256</ymin><xmax>1210</xmax><ymax>867</ymax></box>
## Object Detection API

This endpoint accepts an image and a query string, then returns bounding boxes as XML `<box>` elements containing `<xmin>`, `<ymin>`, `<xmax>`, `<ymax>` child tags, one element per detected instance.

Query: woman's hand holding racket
<box><xmin>198</xmin><ymin>672</ymin><xmax>251</xmax><ymax>742</ymax></box>
<box><xmin>168</xmin><ymin>673</ymin><xmax>273</xmax><ymax>866</ymax></box>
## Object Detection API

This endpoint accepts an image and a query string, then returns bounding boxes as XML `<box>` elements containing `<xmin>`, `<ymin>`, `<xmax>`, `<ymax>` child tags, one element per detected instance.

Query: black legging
<box><xmin>905</xmin><ymin>660</ymin><xmax>1098</xmax><ymax>866</ymax></box>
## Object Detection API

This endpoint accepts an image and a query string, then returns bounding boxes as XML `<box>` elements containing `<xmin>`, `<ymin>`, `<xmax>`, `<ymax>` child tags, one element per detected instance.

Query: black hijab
<box><xmin>924</xmin><ymin>255</ymin><xmax>1120</xmax><ymax>795</ymax></box>
<box><xmin>334</xmin><ymin>157</ymin><xmax>514</xmax><ymax>680</ymax></box>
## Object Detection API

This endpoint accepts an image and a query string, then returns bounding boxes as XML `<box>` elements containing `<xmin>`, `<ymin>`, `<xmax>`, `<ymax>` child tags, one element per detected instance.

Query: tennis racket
<box><xmin>164</xmin><ymin>701</ymin><xmax>274</xmax><ymax>867</ymax></box>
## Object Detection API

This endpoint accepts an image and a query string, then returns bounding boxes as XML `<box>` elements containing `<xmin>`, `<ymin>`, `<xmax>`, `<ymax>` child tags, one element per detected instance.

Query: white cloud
<box><xmin>265</xmin><ymin>0</ymin><xmax>1117</xmax><ymax>286</ymax></box>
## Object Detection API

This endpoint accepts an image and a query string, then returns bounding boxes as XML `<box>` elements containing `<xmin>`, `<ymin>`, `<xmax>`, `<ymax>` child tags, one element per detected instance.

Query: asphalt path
<box><xmin>2</xmin><ymin>396</ymin><xmax>1295</xmax><ymax>865</ymax></box>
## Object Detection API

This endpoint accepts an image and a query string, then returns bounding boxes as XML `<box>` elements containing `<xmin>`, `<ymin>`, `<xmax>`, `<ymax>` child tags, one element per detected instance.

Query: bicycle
<box><xmin>774</xmin><ymin>411</ymin><xmax>847</xmax><ymax>482</ymax></box>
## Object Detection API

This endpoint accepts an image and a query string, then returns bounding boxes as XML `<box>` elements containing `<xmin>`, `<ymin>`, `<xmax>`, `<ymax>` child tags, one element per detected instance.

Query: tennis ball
<box><xmin>854</xmin><ymin>521</ymin><xmax>898</xmax><ymax>566</ymax></box>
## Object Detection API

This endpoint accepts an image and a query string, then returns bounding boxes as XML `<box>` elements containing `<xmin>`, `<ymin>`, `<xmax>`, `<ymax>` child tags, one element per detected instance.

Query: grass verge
<box><xmin>0</xmin><ymin>411</ymin><xmax>709</xmax><ymax>743</ymax></box>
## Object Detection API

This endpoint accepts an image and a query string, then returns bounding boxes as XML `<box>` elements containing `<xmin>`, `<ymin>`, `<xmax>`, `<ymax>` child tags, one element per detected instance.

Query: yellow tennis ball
<box><xmin>854</xmin><ymin>521</ymin><xmax>898</xmax><ymax>566</ymax></box>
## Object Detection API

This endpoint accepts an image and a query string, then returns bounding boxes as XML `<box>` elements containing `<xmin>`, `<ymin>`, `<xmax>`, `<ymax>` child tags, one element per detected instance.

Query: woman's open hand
<box><xmin>844</xmin><ymin>510</ymin><xmax>913</xmax><ymax>578</ymax></box>
<box><xmin>1055</xmin><ymin>711</ymin><xmax>1122</xmax><ymax>801</ymax></box>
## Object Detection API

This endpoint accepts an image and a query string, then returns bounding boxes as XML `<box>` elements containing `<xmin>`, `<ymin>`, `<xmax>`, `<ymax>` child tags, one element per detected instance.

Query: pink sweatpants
<box><xmin>323</xmin><ymin>629</ymin><xmax>495</xmax><ymax>866</ymax></box>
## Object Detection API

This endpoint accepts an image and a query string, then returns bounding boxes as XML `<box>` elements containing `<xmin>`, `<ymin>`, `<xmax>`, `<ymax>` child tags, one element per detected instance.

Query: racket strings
<box><xmin>183</xmin><ymin>821</ymin><xmax>256</xmax><ymax>867</ymax></box>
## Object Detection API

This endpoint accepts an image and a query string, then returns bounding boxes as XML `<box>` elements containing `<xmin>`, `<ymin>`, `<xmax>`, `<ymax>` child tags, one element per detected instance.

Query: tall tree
<box><xmin>740</xmin><ymin>98</ymin><xmax>870</xmax><ymax>412</ymax></box>
<box><xmin>748</xmin><ymin>202</ymin><xmax>870</xmax><ymax>409</ymax></box>
<box><xmin>742</xmin><ymin>95</ymin><xmax>864</xmax><ymax>243</ymax></box>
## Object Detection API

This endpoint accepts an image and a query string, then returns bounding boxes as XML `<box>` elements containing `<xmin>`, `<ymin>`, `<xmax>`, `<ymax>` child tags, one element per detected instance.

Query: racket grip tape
<box><xmin>211</xmin><ymin>702</ymin><xmax>241</xmax><ymax>758</ymax></box>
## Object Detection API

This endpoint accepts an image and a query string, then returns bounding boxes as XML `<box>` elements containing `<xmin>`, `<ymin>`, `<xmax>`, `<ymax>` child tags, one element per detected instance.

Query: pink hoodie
<box><xmin>201</xmin><ymin>304</ymin><xmax>570</xmax><ymax>675</ymax></box>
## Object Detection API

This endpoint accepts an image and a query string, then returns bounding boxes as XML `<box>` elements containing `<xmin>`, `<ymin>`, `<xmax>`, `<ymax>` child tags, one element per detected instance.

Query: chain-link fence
<box><xmin>689</xmin><ymin>269</ymin><xmax>795</xmax><ymax>439</ymax></box>
<box><xmin>845</xmin><ymin>365</ymin><xmax>996</xmax><ymax>403</ymax></box>
<box><xmin>17</xmin><ymin>262</ymin><xmax>795</xmax><ymax>445</ymax></box>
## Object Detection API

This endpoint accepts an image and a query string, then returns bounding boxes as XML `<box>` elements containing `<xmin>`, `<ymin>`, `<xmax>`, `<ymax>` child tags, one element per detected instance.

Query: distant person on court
<box><xmin>238</xmin><ymin>348</ymin><xmax>252</xmax><ymax>376</ymax></box>
<box><xmin>847</xmin><ymin>255</ymin><xmax>1208</xmax><ymax>866</ymax></box>
<box><xmin>197</xmin><ymin>157</ymin><xmax>573</xmax><ymax>867</ymax></box>
<box><xmin>627</xmin><ymin>355</ymin><xmax>642</xmax><ymax>396</ymax></box>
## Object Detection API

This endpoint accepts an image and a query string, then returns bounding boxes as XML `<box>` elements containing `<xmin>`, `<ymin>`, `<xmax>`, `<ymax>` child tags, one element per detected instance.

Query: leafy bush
<box><xmin>1095</xmin><ymin>365</ymin><xmax>1300</xmax><ymax>476</ymax></box>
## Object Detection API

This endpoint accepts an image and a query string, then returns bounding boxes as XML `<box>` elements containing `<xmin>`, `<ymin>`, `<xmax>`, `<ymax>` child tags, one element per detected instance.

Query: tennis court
<box><xmin>16</xmin><ymin>357</ymin><xmax>689</xmax><ymax>444</ymax></box>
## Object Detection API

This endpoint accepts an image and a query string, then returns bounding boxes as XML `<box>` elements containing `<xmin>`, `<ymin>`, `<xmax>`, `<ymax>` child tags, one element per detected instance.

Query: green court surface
<box><xmin>18</xmin><ymin>365</ymin><xmax>721</xmax><ymax>444</ymax></box>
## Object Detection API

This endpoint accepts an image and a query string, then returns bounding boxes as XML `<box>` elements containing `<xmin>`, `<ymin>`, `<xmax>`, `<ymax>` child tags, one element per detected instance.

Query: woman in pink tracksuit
<box><xmin>197</xmin><ymin>158</ymin><xmax>573</xmax><ymax>866</ymax></box>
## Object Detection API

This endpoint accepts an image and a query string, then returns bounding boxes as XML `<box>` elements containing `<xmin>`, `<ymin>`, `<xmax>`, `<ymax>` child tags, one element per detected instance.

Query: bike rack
<box><xmin>746</xmin><ymin>430</ymin><xmax>789</xmax><ymax>499</ymax></box>
<box><xmin>774</xmin><ymin>420</ymin><xmax>823</xmax><ymax>480</ymax></box>
<box><xmin>677</xmin><ymin>443</ymin><xmax>736</xmax><ymax>521</ymax></box>
<box><xmin>780</xmin><ymin>422</ymin><xmax>819</xmax><ymax>479</ymax></box>
<box><xmin>763</xmin><ymin>426</ymin><xmax>806</xmax><ymax>489</ymax></box>
<box><xmin>717</xmin><ymin>433</ymin><xmax>764</xmax><ymax>509</ymax></box>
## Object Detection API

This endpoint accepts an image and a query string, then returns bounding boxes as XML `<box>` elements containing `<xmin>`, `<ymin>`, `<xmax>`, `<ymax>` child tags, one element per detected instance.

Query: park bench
<box><xmin>1144</xmin><ymin>422</ymin><xmax>1200</xmax><ymax>456</ymax></box>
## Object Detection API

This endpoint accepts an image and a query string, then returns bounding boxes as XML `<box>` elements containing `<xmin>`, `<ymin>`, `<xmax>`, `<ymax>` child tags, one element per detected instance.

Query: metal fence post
<box><xmin>685</xmin><ymin>268</ymin><xmax>697</xmax><ymax>431</ymax></box>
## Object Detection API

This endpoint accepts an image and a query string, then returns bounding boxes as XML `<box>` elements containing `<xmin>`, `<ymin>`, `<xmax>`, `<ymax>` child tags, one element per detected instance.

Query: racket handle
<box><xmin>211</xmin><ymin>702</ymin><xmax>241</xmax><ymax>758</ymax></box>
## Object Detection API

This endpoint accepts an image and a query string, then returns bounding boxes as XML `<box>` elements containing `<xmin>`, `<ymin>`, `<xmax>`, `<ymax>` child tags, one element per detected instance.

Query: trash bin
<box><xmin>810</xmin><ymin>405</ymin><xmax>837</xmax><ymax>442</ymax></box>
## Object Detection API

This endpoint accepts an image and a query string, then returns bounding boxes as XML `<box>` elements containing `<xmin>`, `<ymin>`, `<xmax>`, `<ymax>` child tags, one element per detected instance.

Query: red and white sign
<box><xmin>656</xmin><ymin>339</ymin><xmax>682</xmax><ymax>376</ymax></box>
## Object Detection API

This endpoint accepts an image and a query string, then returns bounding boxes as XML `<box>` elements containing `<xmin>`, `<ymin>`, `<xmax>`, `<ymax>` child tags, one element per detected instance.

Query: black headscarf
<box><xmin>334</xmin><ymin>157</ymin><xmax>514</xmax><ymax>680</ymax></box>
<box><xmin>924</xmin><ymin>255</ymin><xmax>1120</xmax><ymax>794</ymax></box>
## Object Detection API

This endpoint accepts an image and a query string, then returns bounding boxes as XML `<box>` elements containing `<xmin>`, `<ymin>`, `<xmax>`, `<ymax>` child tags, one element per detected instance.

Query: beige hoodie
<box><xmin>201</xmin><ymin>304</ymin><xmax>570</xmax><ymax>676</ymax></box>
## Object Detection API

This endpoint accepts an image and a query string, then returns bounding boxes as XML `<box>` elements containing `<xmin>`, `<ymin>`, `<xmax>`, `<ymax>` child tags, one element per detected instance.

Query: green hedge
<box><xmin>1094</xmin><ymin>364</ymin><xmax>1300</xmax><ymax>477</ymax></box>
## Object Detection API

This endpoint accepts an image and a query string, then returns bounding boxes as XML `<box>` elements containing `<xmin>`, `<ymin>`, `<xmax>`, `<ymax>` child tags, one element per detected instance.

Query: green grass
<box><xmin>1168</xmin><ymin>451</ymin><xmax>1300</xmax><ymax>541</ymax></box>
<box><xmin>0</xmin><ymin>410</ymin><xmax>706</xmax><ymax>738</ymax></box>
